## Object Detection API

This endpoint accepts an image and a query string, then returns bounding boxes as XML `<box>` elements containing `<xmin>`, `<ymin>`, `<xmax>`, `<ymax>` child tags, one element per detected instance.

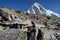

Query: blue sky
<box><xmin>0</xmin><ymin>0</ymin><xmax>60</xmax><ymax>14</ymax></box>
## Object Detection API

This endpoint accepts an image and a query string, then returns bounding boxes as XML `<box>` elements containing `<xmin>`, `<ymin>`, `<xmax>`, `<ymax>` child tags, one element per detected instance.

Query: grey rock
<box><xmin>0</xmin><ymin>29</ymin><xmax>27</xmax><ymax>40</ymax></box>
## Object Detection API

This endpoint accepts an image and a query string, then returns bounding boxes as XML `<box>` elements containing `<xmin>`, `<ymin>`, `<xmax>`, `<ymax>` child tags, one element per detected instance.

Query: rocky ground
<box><xmin>0</xmin><ymin>7</ymin><xmax>60</xmax><ymax>40</ymax></box>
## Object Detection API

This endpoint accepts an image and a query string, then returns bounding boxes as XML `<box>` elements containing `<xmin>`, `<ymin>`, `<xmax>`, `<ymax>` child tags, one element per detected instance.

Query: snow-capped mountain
<box><xmin>27</xmin><ymin>2</ymin><xmax>60</xmax><ymax>18</ymax></box>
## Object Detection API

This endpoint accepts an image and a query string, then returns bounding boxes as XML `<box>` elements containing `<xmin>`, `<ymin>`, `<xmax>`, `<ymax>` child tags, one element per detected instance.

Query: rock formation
<box><xmin>0</xmin><ymin>7</ymin><xmax>60</xmax><ymax>40</ymax></box>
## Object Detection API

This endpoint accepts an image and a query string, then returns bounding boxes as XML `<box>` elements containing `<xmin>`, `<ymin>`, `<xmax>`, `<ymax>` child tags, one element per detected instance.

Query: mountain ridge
<box><xmin>27</xmin><ymin>2</ymin><xmax>60</xmax><ymax>18</ymax></box>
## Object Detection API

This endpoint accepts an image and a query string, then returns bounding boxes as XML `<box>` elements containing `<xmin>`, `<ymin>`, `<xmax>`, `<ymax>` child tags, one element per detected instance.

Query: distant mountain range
<box><xmin>27</xmin><ymin>2</ymin><xmax>60</xmax><ymax>18</ymax></box>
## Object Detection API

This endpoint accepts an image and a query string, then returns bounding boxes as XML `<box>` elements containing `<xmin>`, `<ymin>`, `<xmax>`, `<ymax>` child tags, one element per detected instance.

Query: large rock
<box><xmin>0</xmin><ymin>29</ymin><xmax>27</xmax><ymax>40</ymax></box>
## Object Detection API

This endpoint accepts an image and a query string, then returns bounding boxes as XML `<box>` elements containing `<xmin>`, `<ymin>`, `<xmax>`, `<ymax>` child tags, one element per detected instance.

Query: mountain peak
<box><xmin>33</xmin><ymin>2</ymin><xmax>40</xmax><ymax>6</ymax></box>
<box><xmin>27</xmin><ymin>2</ymin><xmax>60</xmax><ymax>18</ymax></box>
<box><xmin>27</xmin><ymin>2</ymin><xmax>47</xmax><ymax>14</ymax></box>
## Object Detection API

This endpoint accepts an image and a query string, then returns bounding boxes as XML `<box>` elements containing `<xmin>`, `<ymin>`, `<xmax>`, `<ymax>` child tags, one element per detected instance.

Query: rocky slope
<box><xmin>0</xmin><ymin>6</ymin><xmax>60</xmax><ymax>40</ymax></box>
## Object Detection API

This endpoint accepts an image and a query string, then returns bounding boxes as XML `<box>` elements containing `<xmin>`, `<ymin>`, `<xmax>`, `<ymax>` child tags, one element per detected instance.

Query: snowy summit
<box><xmin>27</xmin><ymin>2</ymin><xmax>60</xmax><ymax>18</ymax></box>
